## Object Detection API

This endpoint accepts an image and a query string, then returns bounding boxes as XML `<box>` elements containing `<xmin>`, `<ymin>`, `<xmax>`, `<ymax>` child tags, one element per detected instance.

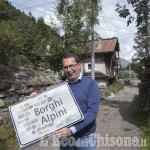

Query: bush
<box><xmin>0</xmin><ymin>123</ymin><xmax>19</xmax><ymax>150</ymax></box>
<box><xmin>132</xmin><ymin>98</ymin><xmax>150</xmax><ymax>150</ymax></box>
<box><xmin>108</xmin><ymin>82</ymin><xmax>125</xmax><ymax>95</ymax></box>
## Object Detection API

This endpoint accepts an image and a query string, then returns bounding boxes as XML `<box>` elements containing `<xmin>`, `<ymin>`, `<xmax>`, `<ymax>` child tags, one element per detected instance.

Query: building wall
<box><xmin>105</xmin><ymin>62</ymin><xmax>110</xmax><ymax>76</ymax></box>
<box><xmin>80</xmin><ymin>60</ymin><xmax>109</xmax><ymax>94</ymax></box>
<box><xmin>84</xmin><ymin>62</ymin><xmax>106</xmax><ymax>74</ymax></box>
<box><xmin>82</xmin><ymin>58</ymin><xmax>107</xmax><ymax>75</ymax></box>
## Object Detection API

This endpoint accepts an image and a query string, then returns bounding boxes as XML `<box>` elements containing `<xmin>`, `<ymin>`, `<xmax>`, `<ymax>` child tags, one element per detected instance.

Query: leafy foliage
<box><xmin>0</xmin><ymin>0</ymin><xmax>61</xmax><ymax>71</ymax></box>
<box><xmin>56</xmin><ymin>0</ymin><xmax>102</xmax><ymax>52</ymax></box>
<box><xmin>119</xmin><ymin>69</ymin><xmax>138</xmax><ymax>79</ymax></box>
<box><xmin>116</xmin><ymin>0</ymin><xmax>150</xmax><ymax>57</ymax></box>
<box><xmin>131</xmin><ymin>53</ymin><xmax>145</xmax><ymax>79</ymax></box>
<box><xmin>0</xmin><ymin>0</ymin><xmax>102</xmax><ymax>72</ymax></box>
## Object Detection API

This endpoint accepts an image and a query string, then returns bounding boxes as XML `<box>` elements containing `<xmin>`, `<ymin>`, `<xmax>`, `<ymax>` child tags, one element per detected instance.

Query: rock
<box><xmin>0</xmin><ymin>64</ymin><xmax>6</xmax><ymax>73</ymax></box>
<box><xmin>0</xmin><ymin>99</ymin><xmax>4</xmax><ymax>107</ymax></box>
<box><xmin>18</xmin><ymin>70</ymin><xmax>28</xmax><ymax>77</ymax></box>
<box><xmin>13</xmin><ymin>73</ymin><xmax>19</xmax><ymax>78</ymax></box>
<box><xmin>0</xmin><ymin>93</ymin><xmax>7</xmax><ymax>98</ymax></box>
<box><xmin>12</xmin><ymin>80</ymin><xmax>25</xmax><ymax>90</ymax></box>
<box><xmin>18</xmin><ymin>95</ymin><xmax>28</xmax><ymax>102</ymax></box>
<box><xmin>0</xmin><ymin>65</ymin><xmax>60</xmax><ymax>105</ymax></box>
<box><xmin>0</xmin><ymin>116</ymin><xmax>5</xmax><ymax>125</ymax></box>
<box><xmin>0</xmin><ymin>112</ymin><xmax>11</xmax><ymax>125</ymax></box>
<box><xmin>2</xmin><ymin>108</ymin><xmax>9</xmax><ymax>112</ymax></box>
<box><xmin>22</xmin><ymin>77</ymin><xmax>32</xmax><ymax>83</ymax></box>
<box><xmin>8</xmin><ymin>88</ymin><xmax>15</xmax><ymax>92</ymax></box>
<box><xmin>26</xmin><ymin>69</ymin><xmax>35</xmax><ymax>76</ymax></box>
<box><xmin>0</xmin><ymin>81</ymin><xmax>12</xmax><ymax>90</ymax></box>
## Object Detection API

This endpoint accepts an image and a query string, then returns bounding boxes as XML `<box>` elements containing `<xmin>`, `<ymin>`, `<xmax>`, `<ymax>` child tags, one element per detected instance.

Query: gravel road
<box><xmin>23</xmin><ymin>84</ymin><xmax>143</xmax><ymax>150</ymax></box>
<box><xmin>96</xmin><ymin>85</ymin><xmax>142</xmax><ymax>150</ymax></box>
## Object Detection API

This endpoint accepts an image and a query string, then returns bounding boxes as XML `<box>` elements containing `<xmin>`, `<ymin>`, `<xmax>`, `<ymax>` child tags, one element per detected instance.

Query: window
<box><xmin>88</xmin><ymin>64</ymin><xmax>91</xmax><ymax>69</ymax></box>
<box><xmin>97</xmin><ymin>44</ymin><xmax>101</xmax><ymax>49</ymax></box>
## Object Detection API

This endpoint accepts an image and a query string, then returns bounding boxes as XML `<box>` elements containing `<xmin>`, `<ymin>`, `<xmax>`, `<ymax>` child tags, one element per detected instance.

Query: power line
<box><xmin>100</xmin><ymin>15</ymin><xmax>127</xmax><ymax>23</ymax></box>
<box><xmin>100</xmin><ymin>13</ymin><xmax>112</xmax><ymax>37</ymax></box>
<box><xmin>0</xmin><ymin>2</ymin><xmax>54</xmax><ymax>14</ymax></box>
<box><xmin>96</xmin><ymin>25</ymin><xmax>130</xmax><ymax>35</ymax></box>
<box><xmin>11</xmin><ymin>2</ymin><xmax>56</xmax><ymax>16</ymax></box>
<box><xmin>2</xmin><ymin>1</ymin><xmax>128</xmax><ymax>24</ymax></box>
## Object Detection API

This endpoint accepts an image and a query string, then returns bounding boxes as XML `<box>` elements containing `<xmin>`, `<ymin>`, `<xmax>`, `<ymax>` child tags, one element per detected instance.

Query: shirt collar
<box><xmin>66</xmin><ymin>72</ymin><xmax>82</xmax><ymax>83</ymax></box>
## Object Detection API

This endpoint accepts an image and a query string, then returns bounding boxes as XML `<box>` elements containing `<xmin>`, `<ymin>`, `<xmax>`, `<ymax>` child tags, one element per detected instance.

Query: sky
<box><xmin>8</xmin><ymin>0</ymin><xmax>137</xmax><ymax>60</ymax></box>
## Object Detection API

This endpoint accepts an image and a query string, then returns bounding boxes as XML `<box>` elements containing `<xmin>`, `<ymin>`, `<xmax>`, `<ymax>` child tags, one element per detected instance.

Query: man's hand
<box><xmin>53</xmin><ymin>128</ymin><xmax>72</xmax><ymax>137</ymax></box>
<box><xmin>29</xmin><ymin>92</ymin><xmax>38</xmax><ymax>98</ymax></box>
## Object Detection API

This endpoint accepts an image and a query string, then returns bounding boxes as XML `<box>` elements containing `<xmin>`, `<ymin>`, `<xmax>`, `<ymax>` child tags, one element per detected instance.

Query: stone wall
<box><xmin>0</xmin><ymin>64</ymin><xmax>61</xmax><ymax>113</ymax></box>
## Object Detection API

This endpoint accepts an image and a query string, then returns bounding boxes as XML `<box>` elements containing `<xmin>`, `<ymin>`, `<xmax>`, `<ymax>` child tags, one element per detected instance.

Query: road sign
<box><xmin>9</xmin><ymin>82</ymin><xmax>84</xmax><ymax>148</ymax></box>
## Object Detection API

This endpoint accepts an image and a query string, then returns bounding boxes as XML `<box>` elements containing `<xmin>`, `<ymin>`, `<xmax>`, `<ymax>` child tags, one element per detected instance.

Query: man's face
<box><xmin>63</xmin><ymin>57</ymin><xmax>81</xmax><ymax>82</ymax></box>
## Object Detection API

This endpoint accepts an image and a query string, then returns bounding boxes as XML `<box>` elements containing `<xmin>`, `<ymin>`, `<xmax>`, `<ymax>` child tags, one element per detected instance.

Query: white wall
<box><xmin>83</xmin><ymin>62</ymin><xmax>106</xmax><ymax>74</ymax></box>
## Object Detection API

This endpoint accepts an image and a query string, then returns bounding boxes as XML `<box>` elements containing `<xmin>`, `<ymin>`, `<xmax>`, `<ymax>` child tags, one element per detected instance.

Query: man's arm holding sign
<box><xmin>52</xmin><ymin>79</ymin><xmax>100</xmax><ymax>137</ymax></box>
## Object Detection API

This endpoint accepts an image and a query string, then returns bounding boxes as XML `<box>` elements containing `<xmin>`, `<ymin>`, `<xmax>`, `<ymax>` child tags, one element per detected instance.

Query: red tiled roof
<box><xmin>84</xmin><ymin>38</ymin><xmax>118</xmax><ymax>53</ymax></box>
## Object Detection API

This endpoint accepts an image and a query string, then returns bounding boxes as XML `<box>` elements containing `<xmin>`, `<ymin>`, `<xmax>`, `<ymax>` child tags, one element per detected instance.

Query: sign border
<box><xmin>9</xmin><ymin>82</ymin><xmax>84</xmax><ymax>148</ymax></box>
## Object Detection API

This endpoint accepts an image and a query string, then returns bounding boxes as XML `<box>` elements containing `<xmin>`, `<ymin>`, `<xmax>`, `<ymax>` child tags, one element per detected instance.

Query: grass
<box><xmin>108</xmin><ymin>81</ymin><xmax>125</xmax><ymax>95</ymax></box>
<box><xmin>4</xmin><ymin>101</ymin><xmax>12</xmax><ymax>108</ymax></box>
<box><xmin>132</xmin><ymin>98</ymin><xmax>150</xmax><ymax>150</ymax></box>
<box><xmin>0</xmin><ymin>123</ymin><xmax>19</xmax><ymax>150</ymax></box>
<box><xmin>101</xmin><ymin>81</ymin><xmax>125</xmax><ymax>99</ymax></box>
<box><xmin>0</xmin><ymin>100</ymin><xmax>19</xmax><ymax>150</ymax></box>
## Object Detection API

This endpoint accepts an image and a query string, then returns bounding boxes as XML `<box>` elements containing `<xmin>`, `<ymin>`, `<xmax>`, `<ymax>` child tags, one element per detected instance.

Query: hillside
<box><xmin>0</xmin><ymin>0</ymin><xmax>61</xmax><ymax>69</ymax></box>
<box><xmin>120</xmin><ymin>58</ymin><xmax>129</xmax><ymax>69</ymax></box>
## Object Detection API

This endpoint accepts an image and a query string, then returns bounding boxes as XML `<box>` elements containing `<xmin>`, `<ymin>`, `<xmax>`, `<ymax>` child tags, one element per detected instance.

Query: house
<box><xmin>81</xmin><ymin>37</ymin><xmax>120</xmax><ymax>92</ymax></box>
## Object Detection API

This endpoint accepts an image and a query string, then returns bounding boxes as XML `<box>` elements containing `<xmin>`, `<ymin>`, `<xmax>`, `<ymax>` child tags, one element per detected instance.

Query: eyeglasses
<box><xmin>63</xmin><ymin>64</ymin><xmax>78</xmax><ymax>71</ymax></box>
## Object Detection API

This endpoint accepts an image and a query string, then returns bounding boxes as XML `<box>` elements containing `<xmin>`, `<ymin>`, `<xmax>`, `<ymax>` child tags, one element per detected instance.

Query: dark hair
<box><xmin>62</xmin><ymin>53</ymin><xmax>80</xmax><ymax>63</ymax></box>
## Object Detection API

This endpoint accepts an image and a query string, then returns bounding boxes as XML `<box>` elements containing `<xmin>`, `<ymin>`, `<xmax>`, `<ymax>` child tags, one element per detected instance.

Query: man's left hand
<box><xmin>53</xmin><ymin>128</ymin><xmax>72</xmax><ymax>137</ymax></box>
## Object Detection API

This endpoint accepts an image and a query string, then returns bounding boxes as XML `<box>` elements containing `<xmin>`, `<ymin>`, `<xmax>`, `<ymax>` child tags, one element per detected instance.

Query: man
<box><xmin>54</xmin><ymin>53</ymin><xmax>100</xmax><ymax>150</ymax></box>
<box><xmin>30</xmin><ymin>53</ymin><xmax>100</xmax><ymax>150</ymax></box>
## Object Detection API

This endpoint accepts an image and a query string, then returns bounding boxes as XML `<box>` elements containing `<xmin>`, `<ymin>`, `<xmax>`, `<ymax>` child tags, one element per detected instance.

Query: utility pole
<box><xmin>129</xmin><ymin>60</ymin><xmax>131</xmax><ymax>80</ymax></box>
<box><xmin>91</xmin><ymin>25</ymin><xmax>95</xmax><ymax>79</ymax></box>
<box><xmin>91</xmin><ymin>0</ymin><xmax>95</xmax><ymax>79</ymax></box>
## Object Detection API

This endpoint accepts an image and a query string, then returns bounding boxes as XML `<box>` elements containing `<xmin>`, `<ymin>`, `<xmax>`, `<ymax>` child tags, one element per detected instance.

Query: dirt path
<box><xmin>23</xmin><ymin>85</ymin><xmax>143</xmax><ymax>150</ymax></box>
<box><xmin>96</xmin><ymin>85</ymin><xmax>142</xmax><ymax>150</ymax></box>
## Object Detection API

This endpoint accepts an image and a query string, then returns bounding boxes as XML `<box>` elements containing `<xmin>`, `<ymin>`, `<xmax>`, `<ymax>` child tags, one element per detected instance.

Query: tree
<box><xmin>56</xmin><ymin>0</ymin><xmax>102</xmax><ymax>51</ymax></box>
<box><xmin>0</xmin><ymin>0</ymin><xmax>62</xmax><ymax>68</ymax></box>
<box><xmin>46</xmin><ymin>0</ymin><xmax>101</xmax><ymax>72</ymax></box>
<box><xmin>116</xmin><ymin>0</ymin><xmax>150</xmax><ymax>57</ymax></box>
<box><xmin>0</xmin><ymin>20</ymin><xmax>24</xmax><ymax>65</ymax></box>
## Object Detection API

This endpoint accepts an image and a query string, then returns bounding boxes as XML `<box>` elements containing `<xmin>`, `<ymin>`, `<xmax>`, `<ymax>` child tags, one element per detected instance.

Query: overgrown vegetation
<box><xmin>4</xmin><ymin>101</ymin><xmax>12</xmax><ymax>108</ymax></box>
<box><xmin>0</xmin><ymin>0</ymin><xmax>61</xmax><ymax>68</ymax></box>
<box><xmin>116</xmin><ymin>0</ymin><xmax>150</xmax><ymax>58</ymax></box>
<box><xmin>0</xmin><ymin>0</ymin><xmax>102</xmax><ymax>72</ymax></box>
<box><xmin>0</xmin><ymin>123</ymin><xmax>19</xmax><ymax>150</ymax></box>
<box><xmin>132</xmin><ymin>98</ymin><xmax>150</xmax><ymax>150</ymax></box>
<box><xmin>108</xmin><ymin>81</ymin><xmax>125</xmax><ymax>95</ymax></box>
<box><xmin>119</xmin><ymin>69</ymin><xmax>138</xmax><ymax>79</ymax></box>
<box><xmin>101</xmin><ymin>82</ymin><xmax>125</xmax><ymax>100</ymax></box>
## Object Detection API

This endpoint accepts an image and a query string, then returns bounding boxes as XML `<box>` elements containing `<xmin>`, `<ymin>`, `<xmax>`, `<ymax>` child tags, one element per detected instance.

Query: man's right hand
<box><xmin>29</xmin><ymin>92</ymin><xmax>38</xmax><ymax>98</ymax></box>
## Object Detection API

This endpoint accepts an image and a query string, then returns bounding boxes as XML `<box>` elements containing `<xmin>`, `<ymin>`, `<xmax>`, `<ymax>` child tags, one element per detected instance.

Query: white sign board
<box><xmin>9</xmin><ymin>82</ymin><xmax>84</xmax><ymax>148</ymax></box>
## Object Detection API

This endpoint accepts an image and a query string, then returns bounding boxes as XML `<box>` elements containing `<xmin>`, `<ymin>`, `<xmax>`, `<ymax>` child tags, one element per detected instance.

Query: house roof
<box><xmin>84</xmin><ymin>71</ymin><xmax>109</xmax><ymax>78</ymax></box>
<box><xmin>84</xmin><ymin>37</ymin><xmax>119</xmax><ymax>53</ymax></box>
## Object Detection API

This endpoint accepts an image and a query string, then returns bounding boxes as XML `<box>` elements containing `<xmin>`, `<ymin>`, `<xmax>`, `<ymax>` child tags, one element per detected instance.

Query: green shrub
<box><xmin>0</xmin><ymin>123</ymin><xmax>19</xmax><ymax>150</ymax></box>
<box><xmin>4</xmin><ymin>101</ymin><xmax>12</xmax><ymax>108</ymax></box>
<box><xmin>132</xmin><ymin>98</ymin><xmax>150</xmax><ymax>150</ymax></box>
<box><xmin>109</xmin><ymin>82</ymin><xmax>125</xmax><ymax>95</ymax></box>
